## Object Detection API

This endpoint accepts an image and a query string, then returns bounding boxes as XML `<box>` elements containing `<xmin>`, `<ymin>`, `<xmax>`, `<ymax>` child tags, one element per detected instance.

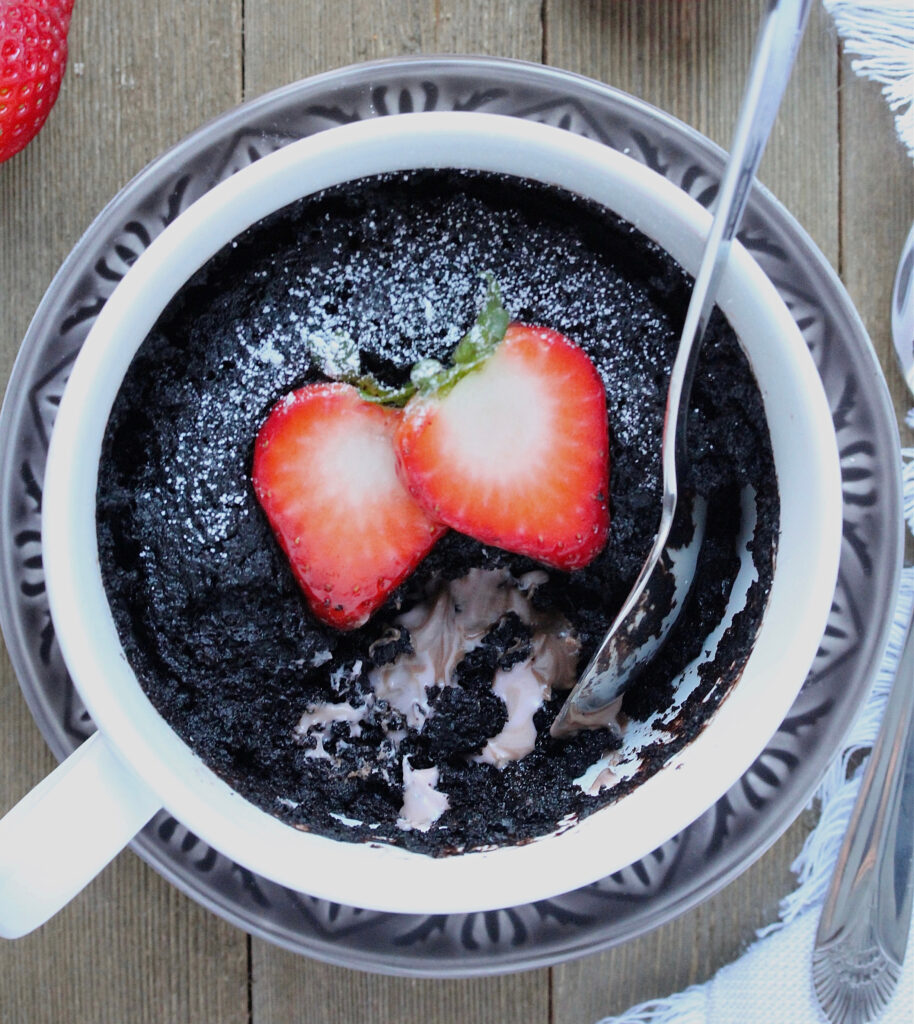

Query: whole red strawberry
<box><xmin>0</xmin><ymin>1</ymin><xmax>73</xmax><ymax>164</ymax></box>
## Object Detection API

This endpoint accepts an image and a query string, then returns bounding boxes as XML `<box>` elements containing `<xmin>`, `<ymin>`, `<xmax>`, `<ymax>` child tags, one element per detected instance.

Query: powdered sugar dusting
<box><xmin>135</xmin><ymin>171</ymin><xmax>671</xmax><ymax>577</ymax></box>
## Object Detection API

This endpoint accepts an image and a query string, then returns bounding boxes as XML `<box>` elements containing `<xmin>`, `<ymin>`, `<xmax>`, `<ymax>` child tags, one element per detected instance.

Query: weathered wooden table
<box><xmin>1</xmin><ymin>2</ymin><xmax>911</xmax><ymax>1021</ymax></box>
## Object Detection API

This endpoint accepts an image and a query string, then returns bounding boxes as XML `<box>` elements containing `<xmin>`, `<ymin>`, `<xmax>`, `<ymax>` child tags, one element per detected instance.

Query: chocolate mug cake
<box><xmin>95</xmin><ymin>169</ymin><xmax>778</xmax><ymax>855</ymax></box>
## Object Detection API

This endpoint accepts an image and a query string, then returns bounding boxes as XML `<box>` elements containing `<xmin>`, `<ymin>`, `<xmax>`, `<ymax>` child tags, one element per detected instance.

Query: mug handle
<box><xmin>0</xmin><ymin>731</ymin><xmax>161</xmax><ymax>938</ymax></box>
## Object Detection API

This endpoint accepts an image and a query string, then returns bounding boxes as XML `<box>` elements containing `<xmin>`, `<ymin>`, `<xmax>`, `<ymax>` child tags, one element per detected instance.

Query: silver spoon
<box><xmin>551</xmin><ymin>0</ymin><xmax>813</xmax><ymax>736</ymax></box>
<box><xmin>812</xmin><ymin>223</ymin><xmax>914</xmax><ymax>1023</ymax></box>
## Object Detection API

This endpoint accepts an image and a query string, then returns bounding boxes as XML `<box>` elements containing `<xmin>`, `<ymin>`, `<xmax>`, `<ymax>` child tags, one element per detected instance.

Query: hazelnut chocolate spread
<box><xmin>95</xmin><ymin>170</ymin><xmax>779</xmax><ymax>855</ymax></box>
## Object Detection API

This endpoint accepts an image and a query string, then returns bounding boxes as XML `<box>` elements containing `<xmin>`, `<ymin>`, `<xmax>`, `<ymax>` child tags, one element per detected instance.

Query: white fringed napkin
<box><xmin>823</xmin><ymin>0</ymin><xmax>914</xmax><ymax>158</ymax></box>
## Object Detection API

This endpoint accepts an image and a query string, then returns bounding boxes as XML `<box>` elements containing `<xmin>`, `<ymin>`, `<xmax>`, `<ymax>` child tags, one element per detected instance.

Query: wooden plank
<box><xmin>243</xmin><ymin>1</ymin><xmax>552</xmax><ymax>1020</ymax></box>
<box><xmin>0</xmin><ymin>0</ymin><xmax>244</xmax><ymax>365</ymax></box>
<box><xmin>839</xmin><ymin>58</ymin><xmax>914</xmax><ymax>427</ymax></box>
<box><xmin>252</xmin><ymin>949</ymin><xmax>549</xmax><ymax>1024</ymax></box>
<box><xmin>243</xmin><ymin>0</ymin><xmax>543</xmax><ymax>98</ymax></box>
<box><xmin>0</xmin><ymin>3</ymin><xmax>249</xmax><ymax>1022</ymax></box>
<box><xmin>547</xmin><ymin>0</ymin><xmax>841</xmax><ymax>1018</ymax></box>
<box><xmin>0</xmin><ymin>861</ymin><xmax>250</xmax><ymax>1024</ymax></box>
<box><xmin>546</xmin><ymin>0</ymin><xmax>840</xmax><ymax>265</ymax></box>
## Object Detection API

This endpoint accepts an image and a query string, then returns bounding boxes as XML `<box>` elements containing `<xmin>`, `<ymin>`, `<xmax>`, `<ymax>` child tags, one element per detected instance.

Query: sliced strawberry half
<box><xmin>252</xmin><ymin>383</ymin><xmax>447</xmax><ymax>630</ymax></box>
<box><xmin>395</xmin><ymin>323</ymin><xmax>610</xmax><ymax>571</ymax></box>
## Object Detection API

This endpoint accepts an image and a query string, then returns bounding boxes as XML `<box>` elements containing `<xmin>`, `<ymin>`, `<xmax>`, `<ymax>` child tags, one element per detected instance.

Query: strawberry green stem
<box><xmin>348</xmin><ymin>274</ymin><xmax>510</xmax><ymax>407</ymax></box>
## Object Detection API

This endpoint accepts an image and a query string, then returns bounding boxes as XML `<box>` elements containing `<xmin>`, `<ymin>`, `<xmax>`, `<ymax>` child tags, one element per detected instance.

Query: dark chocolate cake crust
<box><xmin>96</xmin><ymin>170</ymin><xmax>779</xmax><ymax>854</ymax></box>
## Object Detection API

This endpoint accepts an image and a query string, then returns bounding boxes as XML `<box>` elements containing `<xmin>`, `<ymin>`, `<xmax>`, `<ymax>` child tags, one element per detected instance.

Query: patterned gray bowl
<box><xmin>0</xmin><ymin>56</ymin><xmax>902</xmax><ymax>975</ymax></box>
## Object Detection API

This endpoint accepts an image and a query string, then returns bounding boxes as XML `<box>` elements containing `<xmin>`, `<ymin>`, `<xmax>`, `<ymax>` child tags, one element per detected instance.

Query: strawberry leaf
<box><xmin>340</xmin><ymin>275</ymin><xmax>510</xmax><ymax>405</ymax></box>
<box><xmin>419</xmin><ymin>275</ymin><xmax>509</xmax><ymax>399</ymax></box>
<box><xmin>410</xmin><ymin>358</ymin><xmax>448</xmax><ymax>392</ymax></box>
<box><xmin>451</xmin><ymin>275</ymin><xmax>510</xmax><ymax>368</ymax></box>
<box><xmin>350</xmin><ymin>374</ymin><xmax>416</xmax><ymax>408</ymax></box>
<box><xmin>313</xmin><ymin>330</ymin><xmax>361</xmax><ymax>378</ymax></box>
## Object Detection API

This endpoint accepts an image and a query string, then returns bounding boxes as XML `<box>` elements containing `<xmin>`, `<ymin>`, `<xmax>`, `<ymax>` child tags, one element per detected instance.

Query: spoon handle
<box><xmin>812</xmin><ymin>601</ymin><xmax>914</xmax><ymax>1022</ymax></box>
<box><xmin>664</xmin><ymin>0</ymin><xmax>813</xmax><ymax>485</ymax></box>
<box><xmin>553</xmin><ymin>0</ymin><xmax>813</xmax><ymax>732</ymax></box>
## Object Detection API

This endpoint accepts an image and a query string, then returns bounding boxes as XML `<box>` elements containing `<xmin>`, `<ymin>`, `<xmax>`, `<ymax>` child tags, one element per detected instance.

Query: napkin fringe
<box><xmin>594</xmin><ymin>989</ymin><xmax>708</xmax><ymax>1024</ymax></box>
<box><xmin>823</xmin><ymin>0</ymin><xmax>914</xmax><ymax>158</ymax></box>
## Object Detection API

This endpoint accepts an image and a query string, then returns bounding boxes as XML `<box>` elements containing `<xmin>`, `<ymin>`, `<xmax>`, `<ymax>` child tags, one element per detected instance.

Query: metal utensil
<box><xmin>892</xmin><ymin>222</ymin><xmax>914</xmax><ymax>393</ymax></box>
<box><xmin>552</xmin><ymin>0</ymin><xmax>813</xmax><ymax>735</ymax></box>
<box><xmin>812</xmin><ymin>226</ymin><xmax>914</xmax><ymax>1023</ymax></box>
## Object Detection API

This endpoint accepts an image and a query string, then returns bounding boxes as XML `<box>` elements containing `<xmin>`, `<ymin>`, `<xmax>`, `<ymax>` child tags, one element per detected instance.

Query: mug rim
<box><xmin>41</xmin><ymin>111</ymin><xmax>843</xmax><ymax>914</ymax></box>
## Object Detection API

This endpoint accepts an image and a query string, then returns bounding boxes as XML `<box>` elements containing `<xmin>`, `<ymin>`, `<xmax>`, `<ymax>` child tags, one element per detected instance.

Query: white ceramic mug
<box><xmin>0</xmin><ymin>112</ymin><xmax>843</xmax><ymax>938</ymax></box>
